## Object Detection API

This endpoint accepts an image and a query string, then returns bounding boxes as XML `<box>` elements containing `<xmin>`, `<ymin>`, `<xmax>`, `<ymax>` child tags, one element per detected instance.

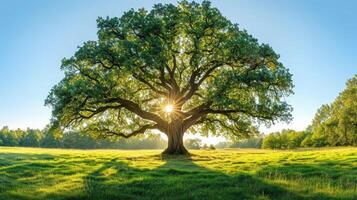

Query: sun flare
<box><xmin>164</xmin><ymin>104</ymin><xmax>174</xmax><ymax>113</ymax></box>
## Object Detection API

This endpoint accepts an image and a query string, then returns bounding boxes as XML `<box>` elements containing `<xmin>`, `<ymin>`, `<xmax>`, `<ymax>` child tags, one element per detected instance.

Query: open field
<box><xmin>0</xmin><ymin>147</ymin><xmax>356</xmax><ymax>200</ymax></box>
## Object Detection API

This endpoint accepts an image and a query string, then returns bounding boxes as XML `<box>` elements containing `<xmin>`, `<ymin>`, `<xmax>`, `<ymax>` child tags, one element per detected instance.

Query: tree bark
<box><xmin>162</xmin><ymin>121</ymin><xmax>188</xmax><ymax>155</ymax></box>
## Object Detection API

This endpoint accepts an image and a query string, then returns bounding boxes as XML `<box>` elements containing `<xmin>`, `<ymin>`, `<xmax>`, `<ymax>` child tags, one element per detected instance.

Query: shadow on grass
<box><xmin>0</xmin><ymin>152</ymin><xmax>355</xmax><ymax>200</ymax></box>
<box><xmin>81</xmin><ymin>154</ymin><xmax>349</xmax><ymax>200</ymax></box>
<box><xmin>257</xmin><ymin>162</ymin><xmax>357</xmax><ymax>200</ymax></box>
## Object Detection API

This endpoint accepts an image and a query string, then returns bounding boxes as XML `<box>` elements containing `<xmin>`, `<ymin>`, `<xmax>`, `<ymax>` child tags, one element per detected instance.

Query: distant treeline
<box><xmin>213</xmin><ymin>137</ymin><xmax>263</xmax><ymax>149</ymax></box>
<box><xmin>0</xmin><ymin>126</ymin><xmax>166</xmax><ymax>149</ymax></box>
<box><xmin>262</xmin><ymin>130</ymin><xmax>311</xmax><ymax>149</ymax></box>
<box><xmin>213</xmin><ymin>123</ymin><xmax>355</xmax><ymax>149</ymax></box>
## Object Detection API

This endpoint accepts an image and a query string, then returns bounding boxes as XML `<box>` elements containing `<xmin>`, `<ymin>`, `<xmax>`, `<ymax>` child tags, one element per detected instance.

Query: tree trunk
<box><xmin>162</xmin><ymin>122</ymin><xmax>188</xmax><ymax>155</ymax></box>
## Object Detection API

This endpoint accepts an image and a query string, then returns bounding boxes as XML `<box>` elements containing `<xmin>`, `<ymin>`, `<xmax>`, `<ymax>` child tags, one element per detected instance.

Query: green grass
<box><xmin>0</xmin><ymin>147</ymin><xmax>356</xmax><ymax>200</ymax></box>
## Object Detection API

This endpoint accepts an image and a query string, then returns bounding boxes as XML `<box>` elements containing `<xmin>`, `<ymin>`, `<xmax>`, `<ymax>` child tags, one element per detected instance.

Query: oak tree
<box><xmin>46</xmin><ymin>1</ymin><xmax>293</xmax><ymax>154</ymax></box>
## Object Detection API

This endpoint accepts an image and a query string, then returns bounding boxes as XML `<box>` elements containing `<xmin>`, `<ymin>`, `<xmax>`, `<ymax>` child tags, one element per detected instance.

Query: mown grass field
<box><xmin>0</xmin><ymin>147</ymin><xmax>356</xmax><ymax>200</ymax></box>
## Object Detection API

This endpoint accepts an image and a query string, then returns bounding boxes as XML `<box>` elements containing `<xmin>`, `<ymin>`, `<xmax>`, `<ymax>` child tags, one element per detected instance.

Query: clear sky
<box><xmin>0</xmin><ymin>0</ymin><xmax>356</xmax><ymax>137</ymax></box>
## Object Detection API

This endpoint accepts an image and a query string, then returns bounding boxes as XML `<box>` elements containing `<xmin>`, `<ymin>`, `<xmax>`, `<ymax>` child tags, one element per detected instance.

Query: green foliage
<box><xmin>262</xmin><ymin>129</ymin><xmax>310</xmax><ymax>149</ymax></box>
<box><xmin>214</xmin><ymin>141</ymin><xmax>229</xmax><ymax>149</ymax></box>
<box><xmin>40</xmin><ymin>127</ymin><xmax>62</xmax><ymax>148</ymax></box>
<box><xmin>229</xmin><ymin>137</ymin><xmax>263</xmax><ymax>148</ymax></box>
<box><xmin>262</xmin><ymin>74</ymin><xmax>357</xmax><ymax>149</ymax></box>
<box><xmin>19</xmin><ymin>129</ymin><xmax>43</xmax><ymax>147</ymax></box>
<box><xmin>262</xmin><ymin>132</ymin><xmax>281</xmax><ymax>149</ymax></box>
<box><xmin>0</xmin><ymin>126</ymin><xmax>40</xmax><ymax>147</ymax></box>
<box><xmin>0</xmin><ymin>147</ymin><xmax>356</xmax><ymax>199</ymax></box>
<box><xmin>310</xmin><ymin>74</ymin><xmax>357</xmax><ymax>147</ymax></box>
<box><xmin>209</xmin><ymin>144</ymin><xmax>216</xmax><ymax>150</ymax></box>
<box><xmin>45</xmin><ymin>0</ymin><xmax>293</xmax><ymax>141</ymax></box>
<box><xmin>184</xmin><ymin>138</ymin><xmax>202</xmax><ymax>149</ymax></box>
<box><xmin>0</xmin><ymin>126</ymin><xmax>166</xmax><ymax>150</ymax></box>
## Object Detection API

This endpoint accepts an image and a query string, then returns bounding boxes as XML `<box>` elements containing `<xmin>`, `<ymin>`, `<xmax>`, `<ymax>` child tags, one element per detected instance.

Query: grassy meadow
<box><xmin>0</xmin><ymin>147</ymin><xmax>356</xmax><ymax>200</ymax></box>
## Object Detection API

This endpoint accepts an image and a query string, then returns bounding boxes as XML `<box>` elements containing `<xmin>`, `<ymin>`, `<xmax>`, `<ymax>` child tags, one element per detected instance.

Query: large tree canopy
<box><xmin>46</xmin><ymin>0</ymin><xmax>293</xmax><ymax>154</ymax></box>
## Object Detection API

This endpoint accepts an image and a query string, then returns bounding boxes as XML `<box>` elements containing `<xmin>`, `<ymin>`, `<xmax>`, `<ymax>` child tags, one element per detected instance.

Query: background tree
<box><xmin>0</xmin><ymin>126</ymin><xmax>19</xmax><ymax>146</ymax></box>
<box><xmin>262</xmin><ymin>132</ymin><xmax>281</xmax><ymax>149</ymax></box>
<box><xmin>310</xmin><ymin>74</ymin><xmax>357</xmax><ymax>146</ymax></box>
<box><xmin>41</xmin><ymin>125</ymin><xmax>62</xmax><ymax>148</ymax></box>
<box><xmin>229</xmin><ymin>137</ymin><xmax>263</xmax><ymax>148</ymax></box>
<box><xmin>262</xmin><ymin>74</ymin><xmax>357</xmax><ymax>150</ymax></box>
<box><xmin>19</xmin><ymin>128</ymin><xmax>42</xmax><ymax>147</ymax></box>
<box><xmin>184</xmin><ymin>138</ymin><xmax>202</xmax><ymax>149</ymax></box>
<box><xmin>215</xmin><ymin>141</ymin><xmax>229</xmax><ymax>149</ymax></box>
<box><xmin>45</xmin><ymin>1</ymin><xmax>293</xmax><ymax>154</ymax></box>
<box><xmin>262</xmin><ymin>129</ymin><xmax>308</xmax><ymax>149</ymax></box>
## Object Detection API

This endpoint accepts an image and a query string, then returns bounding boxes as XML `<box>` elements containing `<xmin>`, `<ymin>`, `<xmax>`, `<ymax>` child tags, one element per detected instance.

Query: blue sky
<box><xmin>0</xmin><ymin>0</ymin><xmax>356</xmax><ymax>134</ymax></box>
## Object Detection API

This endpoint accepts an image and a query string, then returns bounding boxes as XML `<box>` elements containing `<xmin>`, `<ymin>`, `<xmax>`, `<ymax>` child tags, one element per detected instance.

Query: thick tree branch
<box><xmin>178</xmin><ymin>62</ymin><xmax>222</xmax><ymax>105</ymax></box>
<box><xmin>206</xmin><ymin>109</ymin><xmax>276</xmax><ymax>120</ymax></box>
<box><xmin>100</xmin><ymin>97</ymin><xmax>167</xmax><ymax>126</ymax></box>
<box><xmin>78</xmin><ymin>105</ymin><xmax>123</xmax><ymax>119</ymax></box>
<box><xmin>182</xmin><ymin>106</ymin><xmax>279</xmax><ymax>131</ymax></box>
<box><xmin>89</xmin><ymin>124</ymin><xmax>159</xmax><ymax>138</ymax></box>
<box><xmin>133</xmin><ymin>73</ymin><xmax>168</xmax><ymax>95</ymax></box>
<box><xmin>65</xmin><ymin>104</ymin><xmax>123</xmax><ymax>127</ymax></box>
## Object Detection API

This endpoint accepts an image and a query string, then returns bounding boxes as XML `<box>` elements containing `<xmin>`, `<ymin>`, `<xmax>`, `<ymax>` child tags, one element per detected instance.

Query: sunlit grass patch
<box><xmin>0</xmin><ymin>147</ymin><xmax>356</xmax><ymax>200</ymax></box>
